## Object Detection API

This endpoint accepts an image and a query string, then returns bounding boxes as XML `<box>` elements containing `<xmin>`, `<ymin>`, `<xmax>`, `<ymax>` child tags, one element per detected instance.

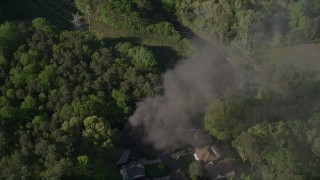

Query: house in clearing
<box><xmin>194</xmin><ymin>145</ymin><xmax>222</xmax><ymax>164</ymax></box>
<box><xmin>192</xmin><ymin>142</ymin><xmax>235</xmax><ymax>180</ymax></box>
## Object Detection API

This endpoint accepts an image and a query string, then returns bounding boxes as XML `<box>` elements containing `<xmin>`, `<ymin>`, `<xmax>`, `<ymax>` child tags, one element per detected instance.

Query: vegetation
<box><xmin>205</xmin><ymin>65</ymin><xmax>320</xmax><ymax>179</ymax></box>
<box><xmin>188</xmin><ymin>161</ymin><xmax>206</xmax><ymax>180</ymax></box>
<box><xmin>74</xmin><ymin>0</ymin><xmax>192</xmax><ymax>58</ymax></box>
<box><xmin>1</xmin><ymin>0</ymin><xmax>320</xmax><ymax>179</ymax></box>
<box><xmin>0</xmin><ymin>0</ymin><xmax>77</xmax><ymax>29</ymax></box>
<box><xmin>255</xmin><ymin>44</ymin><xmax>320</xmax><ymax>71</ymax></box>
<box><xmin>0</xmin><ymin>18</ymin><xmax>159</xmax><ymax>178</ymax></box>
<box><xmin>170</xmin><ymin>0</ymin><xmax>320</xmax><ymax>50</ymax></box>
<box><xmin>176</xmin><ymin>154</ymin><xmax>195</xmax><ymax>173</ymax></box>
<box><xmin>145</xmin><ymin>162</ymin><xmax>168</xmax><ymax>178</ymax></box>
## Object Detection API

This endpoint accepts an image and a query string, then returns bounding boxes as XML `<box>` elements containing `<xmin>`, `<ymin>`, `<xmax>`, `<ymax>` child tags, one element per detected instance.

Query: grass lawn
<box><xmin>90</xmin><ymin>17</ymin><xmax>188</xmax><ymax>71</ymax></box>
<box><xmin>145</xmin><ymin>162</ymin><xmax>168</xmax><ymax>178</ymax></box>
<box><xmin>90</xmin><ymin>16</ymin><xmax>191</xmax><ymax>53</ymax></box>
<box><xmin>255</xmin><ymin>43</ymin><xmax>320</xmax><ymax>71</ymax></box>
<box><xmin>175</xmin><ymin>154</ymin><xmax>196</xmax><ymax>172</ymax></box>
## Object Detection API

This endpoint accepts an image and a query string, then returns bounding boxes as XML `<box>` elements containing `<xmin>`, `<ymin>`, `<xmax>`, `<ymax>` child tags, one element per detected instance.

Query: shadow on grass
<box><xmin>101</xmin><ymin>36</ymin><xmax>183</xmax><ymax>72</ymax></box>
<box><xmin>102</xmin><ymin>36</ymin><xmax>142</xmax><ymax>47</ymax></box>
<box><xmin>175</xmin><ymin>154</ymin><xmax>195</xmax><ymax>173</ymax></box>
<box><xmin>146</xmin><ymin>45</ymin><xmax>182</xmax><ymax>72</ymax></box>
<box><xmin>145</xmin><ymin>162</ymin><xmax>168</xmax><ymax>178</ymax></box>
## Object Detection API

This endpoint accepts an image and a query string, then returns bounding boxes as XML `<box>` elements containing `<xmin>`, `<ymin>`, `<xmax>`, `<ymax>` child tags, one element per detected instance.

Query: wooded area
<box><xmin>1</xmin><ymin>0</ymin><xmax>320</xmax><ymax>179</ymax></box>
<box><xmin>0</xmin><ymin>18</ymin><xmax>160</xmax><ymax>178</ymax></box>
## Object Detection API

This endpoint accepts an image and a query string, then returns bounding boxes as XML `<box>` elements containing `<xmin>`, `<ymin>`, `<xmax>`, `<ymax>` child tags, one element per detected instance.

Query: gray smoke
<box><xmin>129</xmin><ymin>44</ymin><xmax>235</xmax><ymax>150</ymax></box>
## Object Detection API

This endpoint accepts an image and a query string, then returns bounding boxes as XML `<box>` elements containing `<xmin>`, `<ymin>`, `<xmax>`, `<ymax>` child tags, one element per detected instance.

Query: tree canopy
<box><xmin>1</xmin><ymin>0</ymin><xmax>320</xmax><ymax>179</ymax></box>
<box><xmin>0</xmin><ymin>18</ymin><xmax>160</xmax><ymax>178</ymax></box>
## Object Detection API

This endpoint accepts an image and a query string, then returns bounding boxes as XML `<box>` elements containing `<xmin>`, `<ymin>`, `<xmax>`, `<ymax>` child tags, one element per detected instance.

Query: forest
<box><xmin>0</xmin><ymin>0</ymin><xmax>320</xmax><ymax>179</ymax></box>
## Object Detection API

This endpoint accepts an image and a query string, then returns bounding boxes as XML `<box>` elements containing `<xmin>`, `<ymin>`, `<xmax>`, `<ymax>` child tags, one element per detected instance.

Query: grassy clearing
<box><xmin>255</xmin><ymin>44</ymin><xmax>320</xmax><ymax>71</ymax></box>
<box><xmin>91</xmin><ymin>18</ymin><xmax>190</xmax><ymax>55</ymax></box>
<box><xmin>145</xmin><ymin>162</ymin><xmax>168</xmax><ymax>178</ymax></box>
<box><xmin>90</xmin><ymin>17</ymin><xmax>189</xmax><ymax>71</ymax></box>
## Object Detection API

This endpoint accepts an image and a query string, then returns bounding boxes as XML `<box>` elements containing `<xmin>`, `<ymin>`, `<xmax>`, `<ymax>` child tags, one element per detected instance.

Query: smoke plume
<box><xmin>129</xmin><ymin>44</ymin><xmax>235</xmax><ymax>150</ymax></box>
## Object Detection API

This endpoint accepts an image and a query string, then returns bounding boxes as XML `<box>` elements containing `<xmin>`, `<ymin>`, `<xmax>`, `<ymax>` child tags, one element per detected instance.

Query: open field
<box><xmin>256</xmin><ymin>44</ymin><xmax>320</xmax><ymax>71</ymax></box>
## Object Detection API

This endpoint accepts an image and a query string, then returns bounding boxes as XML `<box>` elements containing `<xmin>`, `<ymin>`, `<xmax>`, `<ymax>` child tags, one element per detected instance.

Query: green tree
<box><xmin>20</xmin><ymin>95</ymin><xmax>37</xmax><ymax>110</ymax></box>
<box><xmin>32</xmin><ymin>115</ymin><xmax>47</xmax><ymax>124</ymax></box>
<box><xmin>82</xmin><ymin>116</ymin><xmax>116</xmax><ymax>148</ymax></box>
<box><xmin>0</xmin><ymin>22</ymin><xmax>22</xmax><ymax>56</ymax></box>
<box><xmin>32</xmin><ymin>18</ymin><xmax>54</xmax><ymax>34</ymax></box>
<box><xmin>112</xmin><ymin>89</ymin><xmax>132</xmax><ymax>114</ymax></box>
<box><xmin>75</xmin><ymin>155</ymin><xmax>90</xmax><ymax>177</ymax></box>
<box><xmin>205</xmin><ymin>90</ymin><xmax>253</xmax><ymax>140</ymax></box>
<box><xmin>233</xmin><ymin>121</ymin><xmax>304</xmax><ymax>177</ymax></box>
<box><xmin>37</xmin><ymin>64</ymin><xmax>57</xmax><ymax>89</ymax></box>
<box><xmin>311</xmin><ymin>138</ymin><xmax>320</xmax><ymax>156</ymax></box>
<box><xmin>188</xmin><ymin>161</ymin><xmax>206</xmax><ymax>180</ymax></box>
<box><xmin>0</xmin><ymin>106</ymin><xmax>15</xmax><ymax>119</ymax></box>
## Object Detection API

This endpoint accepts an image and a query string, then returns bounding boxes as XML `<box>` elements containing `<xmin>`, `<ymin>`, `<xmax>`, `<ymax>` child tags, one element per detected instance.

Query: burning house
<box><xmin>194</xmin><ymin>145</ymin><xmax>222</xmax><ymax>164</ymax></box>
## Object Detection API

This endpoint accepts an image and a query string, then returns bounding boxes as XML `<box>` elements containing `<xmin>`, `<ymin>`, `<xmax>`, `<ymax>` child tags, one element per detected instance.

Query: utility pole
<box><xmin>71</xmin><ymin>12</ymin><xmax>83</xmax><ymax>30</ymax></box>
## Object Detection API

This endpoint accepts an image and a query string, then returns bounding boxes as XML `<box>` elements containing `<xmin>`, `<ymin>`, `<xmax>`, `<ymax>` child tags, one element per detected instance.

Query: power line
<box><xmin>37</xmin><ymin>0</ymin><xmax>71</xmax><ymax>22</ymax></box>
<box><xmin>59</xmin><ymin>0</ymin><xmax>196</xmax><ymax>32</ymax></box>
<box><xmin>71</xmin><ymin>12</ymin><xmax>83</xmax><ymax>30</ymax></box>
<box><xmin>25</xmin><ymin>0</ymin><xmax>67</xmax><ymax>30</ymax></box>
<box><xmin>60</xmin><ymin>0</ymin><xmax>92</xmax><ymax>30</ymax></box>
<box><xmin>66</xmin><ymin>0</ymin><xmax>239</xmax><ymax>40</ymax></box>
<box><xmin>28</xmin><ymin>0</ymin><xmax>236</xmax><ymax>47</ymax></box>
<box><xmin>39</xmin><ymin>0</ymin><xmax>91</xmax><ymax>31</ymax></box>
<box><xmin>64</xmin><ymin>0</ymin><xmax>86</xmax><ymax>9</ymax></box>
<box><xmin>42</xmin><ymin>0</ymin><xmax>77</xmax><ymax>18</ymax></box>
<box><xmin>19</xmin><ymin>0</ymin><xmax>243</xmax><ymax>40</ymax></box>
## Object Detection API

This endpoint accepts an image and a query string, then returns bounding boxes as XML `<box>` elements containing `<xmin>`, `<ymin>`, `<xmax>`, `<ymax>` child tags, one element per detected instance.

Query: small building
<box><xmin>205</xmin><ymin>160</ymin><xmax>235</xmax><ymax>180</ymax></box>
<box><xmin>116</xmin><ymin>149</ymin><xmax>131</xmax><ymax>166</ymax></box>
<box><xmin>120</xmin><ymin>161</ymin><xmax>146</xmax><ymax>180</ymax></box>
<box><xmin>194</xmin><ymin>145</ymin><xmax>222</xmax><ymax>164</ymax></box>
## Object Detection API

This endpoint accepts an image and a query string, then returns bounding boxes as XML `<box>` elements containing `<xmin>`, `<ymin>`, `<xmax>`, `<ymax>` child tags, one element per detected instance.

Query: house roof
<box><xmin>120</xmin><ymin>161</ymin><xmax>145</xmax><ymax>180</ymax></box>
<box><xmin>194</xmin><ymin>145</ymin><xmax>221</xmax><ymax>164</ymax></box>
<box><xmin>205</xmin><ymin>160</ymin><xmax>235</xmax><ymax>180</ymax></box>
<box><xmin>116</xmin><ymin>149</ymin><xmax>130</xmax><ymax>165</ymax></box>
<box><xmin>187</xmin><ymin>129</ymin><xmax>212</xmax><ymax>147</ymax></box>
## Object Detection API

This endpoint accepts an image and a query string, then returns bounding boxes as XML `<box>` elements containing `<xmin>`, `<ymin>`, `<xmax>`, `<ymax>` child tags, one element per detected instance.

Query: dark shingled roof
<box><xmin>120</xmin><ymin>161</ymin><xmax>145</xmax><ymax>180</ymax></box>
<box><xmin>116</xmin><ymin>149</ymin><xmax>130</xmax><ymax>166</ymax></box>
